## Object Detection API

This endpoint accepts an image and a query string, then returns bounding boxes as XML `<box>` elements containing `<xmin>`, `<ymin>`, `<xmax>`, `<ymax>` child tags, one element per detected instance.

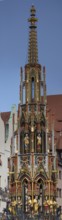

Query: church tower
<box><xmin>8</xmin><ymin>5</ymin><xmax>57</xmax><ymax>217</ymax></box>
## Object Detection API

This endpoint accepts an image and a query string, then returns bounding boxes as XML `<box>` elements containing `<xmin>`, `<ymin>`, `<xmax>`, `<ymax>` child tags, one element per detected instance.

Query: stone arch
<box><xmin>19</xmin><ymin>172</ymin><xmax>31</xmax><ymax>183</ymax></box>
<box><xmin>35</xmin><ymin>170</ymin><xmax>47</xmax><ymax>183</ymax></box>
<box><xmin>21</xmin><ymin>175</ymin><xmax>30</xmax><ymax>184</ymax></box>
<box><xmin>19</xmin><ymin>174</ymin><xmax>31</xmax><ymax>212</ymax></box>
<box><xmin>34</xmin><ymin>172</ymin><xmax>47</xmax><ymax>212</ymax></box>
<box><xmin>35</xmin><ymin>175</ymin><xmax>45</xmax><ymax>212</ymax></box>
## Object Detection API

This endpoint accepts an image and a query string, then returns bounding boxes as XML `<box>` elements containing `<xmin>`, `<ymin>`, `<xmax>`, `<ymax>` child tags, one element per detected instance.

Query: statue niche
<box><xmin>37</xmin><ymin>133</ymin><xmax>42</xmax><ymax>153</ymax></box>
<box><xmin>24</xmin><ymin>133</ymin><xmax>29</xmax><ymax>153</ymax></box>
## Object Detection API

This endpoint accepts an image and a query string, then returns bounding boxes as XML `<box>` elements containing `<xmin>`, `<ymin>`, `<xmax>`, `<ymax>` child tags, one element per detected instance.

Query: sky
<box><xmin>0</xmin><ymin>0</ymin><xmax>62</xmax><ymax>112</ymax></box>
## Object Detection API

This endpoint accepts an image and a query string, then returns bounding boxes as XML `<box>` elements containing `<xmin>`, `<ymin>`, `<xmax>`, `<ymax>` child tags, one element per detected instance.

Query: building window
<box><xmin>57</xmin><ymin>188</ymin><xmax>59</xmax><ymax>197</ymax></box>
<box><xmin>34</xmin><ymin>105</ymin><xmax>37</xmax><ymax>111</ymax></box>
<box><xmin>28</xmin><ymin>105</ymin><xmax>31</xmax><ymax>112</ymax></box>
<box><xmin>32</xmin><ymin>77</ymin><xmax>34</xmax><ymax>99</ymax></box>
<box><xmin>0</xmin><ymin>155</ymin><xmax>2</xmax><ymax>166</ymax></box>
<box><xmin>61</xmin><ymin>152</ymin><xmax>62</xmax><ymax>159</ymax></box>
<box><xmin>20</xmin><ymin>132</ymin><xmax>24</xmax><ymax>153</ymax></box>
<box><xmin>23</xmin><ymin>86</ymin><xmax>25</xmax><ymax>104</ymax></box>
<box><xmin>0</xmin><ymin>176</ymin><xmax>1</xmax><ymax>188</ymax></box>
<box><xmin>7</xmin><ymin>176</ymin><xmax>9</xmax><ymax>189</ymax></box>
<box><xmin>5</xmin><ymin>123</ymin><xmax>9</xmax><ymax>142</ymax></box>
<box><xmin>59</xmin><ymin>189</ymin><xmax>61</xmax><ymax>198</ymax></box>
<box><xmin>0</xmin><ymin>200</ymin><xmax>1</xmax><ymax>207</ymax></box>
<box><xmin>57</xmin><ymin>188</ymin><xmax>62</xmax><ymax>198</ymax></box>
<box><xmin>59</xmin><ymin>170</ymin><xmax>61</xmax><ymax>179</ymax></box>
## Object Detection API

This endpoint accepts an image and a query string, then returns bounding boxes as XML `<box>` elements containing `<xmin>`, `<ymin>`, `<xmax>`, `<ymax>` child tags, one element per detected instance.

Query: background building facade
<box><xmin>0</xmin><ymin>105</ymin><xmax>17</xmax><ymax>213</ymax></box>
<box><xmin>47</xmin><ymin>95</ymin><xmax>62</xmax><ymax>214</ymax></box>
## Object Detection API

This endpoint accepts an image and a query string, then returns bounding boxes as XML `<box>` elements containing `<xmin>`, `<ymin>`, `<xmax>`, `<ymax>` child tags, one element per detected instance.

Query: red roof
<box><xmin>47</xmin><ymin>94</ymin><xmax>62</xmax><ymax>149</ymax></box>
<box><xmin>1</xmin><ymin>112</ymin><xmax>11</xmax><ymax>124</ymax></box>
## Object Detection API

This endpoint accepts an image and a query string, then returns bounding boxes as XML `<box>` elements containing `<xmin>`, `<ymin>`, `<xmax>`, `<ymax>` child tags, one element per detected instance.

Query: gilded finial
<box><xmin>28</xmin><ymin>5</ymin><xmax>38</xmax><ymax>29</ymax></box>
